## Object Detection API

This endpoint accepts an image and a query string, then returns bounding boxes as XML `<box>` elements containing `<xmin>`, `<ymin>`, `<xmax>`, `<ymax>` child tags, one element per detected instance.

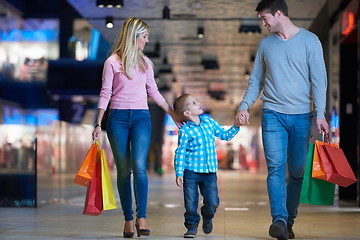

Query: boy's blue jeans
<box><xmin>106</xmin><ymin>109</ymin><xmax>151</xmax><ymax>221</ymax></box>
<box><xmin>183</xmin><ymin>169</ymin><xmax>220</xmax><ymax>230</ymax></box>
<box><xmin>262</xmin><ymin>109</ymin><xmax>311</xmax><ymax>226</ymax></box>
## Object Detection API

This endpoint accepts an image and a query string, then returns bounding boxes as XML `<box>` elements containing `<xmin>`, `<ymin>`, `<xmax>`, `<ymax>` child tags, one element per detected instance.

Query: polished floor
<box><xmin>1</xmin><ymin>170</ymin><xmax>360</xmax><ymax>240</ymax></box>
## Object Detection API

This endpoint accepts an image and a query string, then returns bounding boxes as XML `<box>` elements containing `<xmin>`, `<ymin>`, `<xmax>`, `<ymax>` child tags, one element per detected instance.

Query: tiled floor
<box><xmin>1</xmin><ymin>170</ymin><xmax>360</xmax><ymax>240</ymax></box>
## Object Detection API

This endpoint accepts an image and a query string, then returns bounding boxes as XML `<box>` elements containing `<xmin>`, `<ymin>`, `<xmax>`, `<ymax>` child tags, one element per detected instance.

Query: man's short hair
<box><xmin>255</xmin><ymin>0</ymin><xmax>288</xmax><ymax>16</ymax></box>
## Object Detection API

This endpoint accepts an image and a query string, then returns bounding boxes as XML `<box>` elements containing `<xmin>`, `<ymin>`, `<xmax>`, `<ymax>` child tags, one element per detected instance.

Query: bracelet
<box><xmin>94</xmin><ymin>123</ymin><xmax>101</xmax><ymax>128</ymax></box>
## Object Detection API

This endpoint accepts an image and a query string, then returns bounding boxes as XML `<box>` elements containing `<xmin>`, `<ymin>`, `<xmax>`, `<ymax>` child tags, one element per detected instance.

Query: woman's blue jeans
<box><xmin>106</xmin><ymin>109</ymin><xmax>151</xmax><ymax>221</ymax></box>
<box><xmin>183</xmin><ymin>169</ymin><xmax>220</xmax><ymax>229</ymax></box>
<box><xmin>262</xmin><ymin>109</ymin><xmax>311</xmax><ymax>226</ymax></box>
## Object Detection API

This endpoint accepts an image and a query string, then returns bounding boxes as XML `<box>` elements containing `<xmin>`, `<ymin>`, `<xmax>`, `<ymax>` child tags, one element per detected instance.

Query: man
<box><xmin>236</xmin><ymin>1</ymin><xmax>329</xmax><ymax>240</ymax></box>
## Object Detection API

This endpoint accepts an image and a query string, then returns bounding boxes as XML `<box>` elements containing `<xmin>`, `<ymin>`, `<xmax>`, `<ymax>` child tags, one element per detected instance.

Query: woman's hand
<box><xmin>92</xmin><ymin>126</ymin><xmax>102</xmax><ymax>140</ymax></box>
<box><xmin>92</xmin><ymin>109</ymin><xmax>105</xmax><ymax>140</ymax></box>
<box><xmin>159</xmin><ymin>101</ymin><xmax>184</xmax><ymax>128</ymax></box>
<box><xmin>171</xmin><ymin>114</ymin><xmax>185</xmax><ymax>128</ymax></box>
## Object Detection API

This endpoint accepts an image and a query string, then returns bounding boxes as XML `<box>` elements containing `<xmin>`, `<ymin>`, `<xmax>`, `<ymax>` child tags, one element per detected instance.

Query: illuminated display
<box><xmin>1</xmin><ymin>29</ymin><xmax>58</xmax><ymax>42</ymax></box>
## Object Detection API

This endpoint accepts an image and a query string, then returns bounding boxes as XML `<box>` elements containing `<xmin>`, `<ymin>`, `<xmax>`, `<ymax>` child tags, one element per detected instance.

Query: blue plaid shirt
<box><xmin>174</xmin><ymin>115</ymin><xmax>239</xmax><ymax>177</ymax></box>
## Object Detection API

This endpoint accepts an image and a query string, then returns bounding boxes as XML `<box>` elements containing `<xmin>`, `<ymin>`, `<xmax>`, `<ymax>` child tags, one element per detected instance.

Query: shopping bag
<box><xmin>83</xmin><ymin>159</ymin><xmax>103</xmax><ymax>216</ymax></box>
<box><xmin>311</xmin><ymin>140</ymin><xmax>327</xmax><ymax>180</ymax></box>
<box><xmin>300</xmin><ymin>143</ymin><xmax>335</xmax><ymax>205</ymax></box>
<box><xmin>99</xmin><ymin>148</ymin><xmax>117</xmax><ymax>210</ymax></box>
<box><xmin>312</xmin><ymin>140</ymin><xmax>338</xmax><ymax>180</ymax></box>
<box><xmin>73</xmin><ymin>141</ymin><xmax>99</xmax><ymax>187</ymax></box>
<box><xmin>319</xmin><ymin>144</ymin><xmax>357</xmax><ymax>187</ymax></box>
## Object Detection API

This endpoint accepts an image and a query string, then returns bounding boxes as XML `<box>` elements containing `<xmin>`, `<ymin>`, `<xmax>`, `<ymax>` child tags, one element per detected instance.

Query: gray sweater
<box><xmin>239</xmin><ymin>28</ymin><xmax>327</xmax><ymax>119</ymax></box>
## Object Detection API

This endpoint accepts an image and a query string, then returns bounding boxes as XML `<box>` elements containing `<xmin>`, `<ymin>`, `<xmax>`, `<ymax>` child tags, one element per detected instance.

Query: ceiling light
<box><xmin>245</xmin><ymin>69</ymin><xmax>250</xmax><ymax>80</ymax></box>
<box><xmin>96</xmin><ymin>0</ymin><xmax>123</xmax><ymax>8</ymax></box>
<box><xmin>106</xmin><ymin>16</ymin><xmax>114</xmax><ymax>28</ymax></box>
<box><xmin>197</xmin><ymin>27</ymin><xmax>204</xmax><ymax>39</ymax></box>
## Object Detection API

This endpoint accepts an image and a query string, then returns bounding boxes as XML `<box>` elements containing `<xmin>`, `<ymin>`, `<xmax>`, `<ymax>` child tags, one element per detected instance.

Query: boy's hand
<box><xmin>176</xmin><ymin>176</ymin><xmax>183</xmax><ymax>188</ymax></box>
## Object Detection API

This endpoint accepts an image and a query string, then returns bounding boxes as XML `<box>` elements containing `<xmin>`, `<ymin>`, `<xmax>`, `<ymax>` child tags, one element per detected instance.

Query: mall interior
<box><xmin>0</xmin><ymin>0</ymin><xmax>359</xmax><ymax>239</ymax></box>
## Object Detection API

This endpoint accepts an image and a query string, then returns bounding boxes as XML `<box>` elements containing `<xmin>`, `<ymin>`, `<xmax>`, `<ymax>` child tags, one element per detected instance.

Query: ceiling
<box><xmin>2</xmin><ymin>0</ymin><xmax>328</xmax><ymax>125</ymax></box>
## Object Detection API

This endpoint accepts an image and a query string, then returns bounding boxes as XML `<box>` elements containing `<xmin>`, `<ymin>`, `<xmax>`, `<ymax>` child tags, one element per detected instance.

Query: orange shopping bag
<box><xmin>73</xmin><ymin>141</ymin><xmax>99</xmax><ymax>187</ymax></box>
<box><xmin>312</xmin><ymin>135</ymin><xmax>338</xmax><ymax>180</ymax></box>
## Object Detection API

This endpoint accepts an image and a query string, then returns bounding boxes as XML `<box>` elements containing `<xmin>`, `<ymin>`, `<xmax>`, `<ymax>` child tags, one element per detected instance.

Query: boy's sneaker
<box><xmin>202</xmin><ymin>218</ymin><xmax>213</xmax><ymax>234</ymax></box>
<box><xmin>269</xmin><ymin>220</ymin><xmax>289</xmax><ymax>240</ymax></box>
<box><xmin>287</xmin><ymin>224</ymin><xmax>295</xmax><ymax>239</ymax></box>
<box><xmin>184</xmin><ymin>228</ymin><xmax>197</xmax><ymax>238</ymax></box>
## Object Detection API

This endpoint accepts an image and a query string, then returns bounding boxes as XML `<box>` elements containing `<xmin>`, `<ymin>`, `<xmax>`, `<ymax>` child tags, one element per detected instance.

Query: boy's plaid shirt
<box><xmin>174</xmin><ymin>115</ymin><xmax>239</xmax><ymax>177</ymax></box>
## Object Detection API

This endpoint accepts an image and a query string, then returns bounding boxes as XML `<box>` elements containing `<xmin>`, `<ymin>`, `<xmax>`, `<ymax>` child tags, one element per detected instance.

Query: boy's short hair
<box><xmin>174</xmin><ymin>93</ymin><xmax>192</xmax><ymax>116</ymax></box>
<box><xmin>255</xmin><ymin>0</ymin><xmax>288</xmax><ymax>16</ymax></box>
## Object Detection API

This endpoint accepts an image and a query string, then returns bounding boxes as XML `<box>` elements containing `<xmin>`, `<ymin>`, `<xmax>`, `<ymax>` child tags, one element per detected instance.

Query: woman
<box><xmin>92</xmin><ymin>17</ymin><xmax>181</xmax><ymax>238</ymax></box>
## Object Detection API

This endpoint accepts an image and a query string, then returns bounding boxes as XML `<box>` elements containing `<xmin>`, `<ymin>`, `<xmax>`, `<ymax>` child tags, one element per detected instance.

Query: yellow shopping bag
<box><xmin>99</xmin><ymin>148</ymin><xmax>117</xmax><ymax>210</ymax></box>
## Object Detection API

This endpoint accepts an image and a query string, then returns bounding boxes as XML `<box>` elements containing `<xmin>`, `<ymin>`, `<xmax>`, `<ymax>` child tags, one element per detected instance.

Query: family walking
<box><xmin>92</xmin><ymin>0</ymin><xmax>329</xmax><ymax>239</ymax></box>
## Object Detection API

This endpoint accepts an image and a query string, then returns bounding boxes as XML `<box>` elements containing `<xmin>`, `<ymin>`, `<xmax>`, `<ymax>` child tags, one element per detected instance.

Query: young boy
<box><xmin>173</xmin><ymin>93</ymin><xmax>243</xmax><ymax>238</ymax></box>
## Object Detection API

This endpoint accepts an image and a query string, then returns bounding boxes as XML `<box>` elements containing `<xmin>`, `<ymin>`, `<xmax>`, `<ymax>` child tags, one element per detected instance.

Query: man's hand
<box><xmin>316</xmin><ymin>118</ymin><xmax>329</xmax><ymax>134</ymax></box>
<box><xmin>176</xmin><ymin>176</ymin><xmax>183</xmax><ymax>188</ymax></box>
<box><xmin>235</xmin><ymin>116</ymin><xmax>244</xmax><ymax>127</ymax></box>
<box><xmin>236</xmin><ymin>110</ymin><xmax>250</xmax><ymax>125</ymax></box>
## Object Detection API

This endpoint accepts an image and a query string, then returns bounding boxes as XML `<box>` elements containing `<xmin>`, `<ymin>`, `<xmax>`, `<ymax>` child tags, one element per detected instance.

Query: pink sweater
<box><xmin>98</xmin><ymin>54</ymin><xmax>166</xmax><ymax>110</ymax></box>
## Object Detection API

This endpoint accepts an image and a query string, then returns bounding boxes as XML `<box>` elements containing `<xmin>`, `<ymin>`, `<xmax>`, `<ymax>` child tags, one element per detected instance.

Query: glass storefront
<box><xmin>0</xmin><ymin>102</ymin><xmax>113</xmax><ymax>207</ymax></box>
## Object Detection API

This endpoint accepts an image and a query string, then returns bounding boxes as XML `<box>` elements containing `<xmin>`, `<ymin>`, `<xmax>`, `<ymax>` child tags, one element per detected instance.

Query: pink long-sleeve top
<box><xmin>97</xmin><ymin>54</ymin><xmax>166</xmax><ymax>110</ymax></box>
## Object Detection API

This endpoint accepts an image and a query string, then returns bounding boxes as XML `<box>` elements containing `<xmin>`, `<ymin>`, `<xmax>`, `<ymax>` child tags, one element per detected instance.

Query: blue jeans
<box><xmin>183</xmin><ymin>169</ymin><xmax>220</xmax><ymax>229</ymax></box>
<box><xmin>262</xmin><ymin>109</ymin><xmax>311</xmax><ymax>226</ymax></box>
<box><xmin>106</xmin><ymin>109</ymin><xmax>151</xmax><ymax>221</ymax></box>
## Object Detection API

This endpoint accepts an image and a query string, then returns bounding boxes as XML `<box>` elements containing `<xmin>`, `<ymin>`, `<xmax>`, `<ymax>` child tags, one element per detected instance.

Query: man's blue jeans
<box><xmin>183</xmin><ymin>169</ymin><xmax>220</xmax><ymax>230</ymax></box>
<box><xmin>262</xmin><ymin>109</ymin><xmax>311</xmax><ymax>226</ymax></box>
<box><xmin>106</xmin><ymin>109</ymin><xmax>151</xmax><ymax>221</ymax></box>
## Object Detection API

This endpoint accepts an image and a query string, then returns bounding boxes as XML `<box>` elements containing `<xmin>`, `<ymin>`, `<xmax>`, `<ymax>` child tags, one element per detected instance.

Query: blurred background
<box><xmin>0</xmin><ymin>0</ymin><xmax>358</xmax><ymax>208</ymax></box>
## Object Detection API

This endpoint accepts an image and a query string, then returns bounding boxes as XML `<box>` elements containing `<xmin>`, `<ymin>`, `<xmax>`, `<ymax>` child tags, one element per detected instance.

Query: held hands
<box><xmin>176</xmin><ymin>176</ymin><xmax>183</xmax><ymax>188</ymax></box>
<box><xmin>234</xmin><ymin>117</ymin><xmax>244</xmax><ymax>127</ymax></box>
<box><xmin>235</xmin><ymin>110</ymin><xmax>250</xmax><ymax>127</ymax></box>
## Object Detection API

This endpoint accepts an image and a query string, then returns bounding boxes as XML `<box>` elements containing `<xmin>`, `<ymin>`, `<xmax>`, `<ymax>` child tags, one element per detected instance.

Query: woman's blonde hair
<box><xmin>112</xmin><ymin>17</ymin><xmax>149</xmax><ymax>79</ymax></box>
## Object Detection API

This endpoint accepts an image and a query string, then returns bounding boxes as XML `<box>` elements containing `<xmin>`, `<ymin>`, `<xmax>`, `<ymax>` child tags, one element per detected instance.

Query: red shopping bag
<box><xmin>73</xmin><ymin>141</ymin><xmax>99</xmax><ymax>187</ymax></box>
<box><xmin>319</xmin><ymin>144</ymin><xmax>357</xmax><ymax>187</ymax></box>
<box><xmin>83</xmin><ymin>160</ymin><xmax>103</xmax><ymax>216</ymax></box>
